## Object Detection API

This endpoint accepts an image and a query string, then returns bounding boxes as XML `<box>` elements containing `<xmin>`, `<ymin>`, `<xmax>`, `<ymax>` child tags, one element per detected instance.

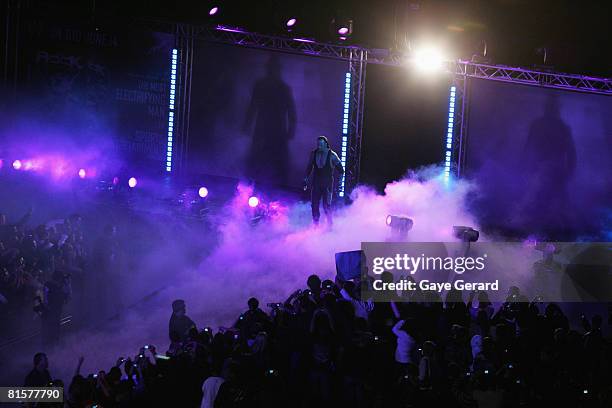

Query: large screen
<box><xmin>465</xmin><ymin>78</ymin><xmax>612</xmax><ymax>238</ymax></box>
<box><xmin>187</xmin><ymin>42</ymin><xmax>348</xmax><ymax>189</ymax></box>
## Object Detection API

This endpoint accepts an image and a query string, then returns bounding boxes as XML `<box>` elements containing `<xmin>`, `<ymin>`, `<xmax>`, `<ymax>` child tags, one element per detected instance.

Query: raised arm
<box><xmin>392</xmin><ymin>319</ymin><xmax>406</xmax><ymax>337</ymax></box>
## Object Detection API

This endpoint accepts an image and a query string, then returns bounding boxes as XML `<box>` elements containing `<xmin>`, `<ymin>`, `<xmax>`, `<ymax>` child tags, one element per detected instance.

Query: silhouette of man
<box><xmin>304</xmin><ymin>136</ymin><xmax>344</xmax><ymax>225</ymax></box>
<box><xmin>523</xmin><ymin>96</ymin><xmax>576</xmax><ymax>233</ymax></box>
<box><xmin>243</xmin><ymin>56</ymin><xmax>297</xmax><ymax>186</ymax></box>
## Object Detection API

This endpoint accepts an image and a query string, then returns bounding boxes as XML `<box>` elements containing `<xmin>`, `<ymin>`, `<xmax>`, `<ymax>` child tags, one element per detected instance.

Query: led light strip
<box><xmin>444</xmin><ymin>86</ymin><xmax>456</xmax><ymax>180</ymax></box>
<box><xmin>166</xmin><ymin>49</ymin><xmax>178</xmax><ymax>172</ymax></box>
<box><xmin>339</xmin><ymin>72</ymin><xmax>351</xmax><ymax>197</ymax></box>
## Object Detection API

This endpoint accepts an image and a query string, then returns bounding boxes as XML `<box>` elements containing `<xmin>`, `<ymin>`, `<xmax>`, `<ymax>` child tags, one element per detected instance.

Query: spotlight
<box><xmin>386</xmin><ymin>215</ymin><xmax>414</xmax><ymax>234</ymax></box>
<box><xmin>413</xmin><ymin>46</ymin><xmax>445</xmax><ymax>71</ymax></box>
<box><xmin>286</xmin><ymin>18</ymin><xmax>297</xmax><ymax>28</ymax></box>
<box><xmin>332</xmin><ymin>16</ymin><xmax>353</xmax><ymax>40</ymax></box>
<box><xmin>198</xmin><ymin>186</ymin><xmax>209</xmax><ymax>198</ymax></box>
<box><xmin>128</xmin><ymin>177</ymin><xmax>137</xmax><ymax>188</ymax></box>
<box><xmin>453</xmin><ymin>226</ymin><xmax>479</xmax><ymax>242</ymax></box>
<box><xmin>209</xmin><ymin>6</ymin><xmax>219</xmax><ymax>16</ymax></box>
<box><xmin>78</xmin><ymin>168</ymin><xmax>86</xmax><ymax>179</ymax></box>
<box><xmin>248</xmin><ymin>196</ymin><xmax>259</xmax><ymax>208</ymax></box>
<box><xmin>12</xmin><ymin>160</ymin><xmax>22</xmax><ymax>170</ymax></box>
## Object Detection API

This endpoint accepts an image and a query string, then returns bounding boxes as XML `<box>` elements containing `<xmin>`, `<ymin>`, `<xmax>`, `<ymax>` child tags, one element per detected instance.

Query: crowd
<box><xmin>22</xmin><ymin>272</ymin><xmax>612</xmax><ymax>407</ymax></box>
<box><xmin>0</xmin><ymin>210</ymin><xmax>88</xmax><ymax>346</ymax></box>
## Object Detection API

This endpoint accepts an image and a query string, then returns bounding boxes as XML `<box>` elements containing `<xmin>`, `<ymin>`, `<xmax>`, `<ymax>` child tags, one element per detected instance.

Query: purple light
<box><xmin>293</xmin><ymin>37</ymin><xmax>315</xmax><ymax>43</ymax></box>
<box><xmin>337</xmin><ymin>27</ymin><xmax>349</xmax><ymax>35</ymax></box>
<box><xmin>216</xmin><ymin>25</ymin><xmax>246</xmax><ymax>34</ymax></box>
<box><xmin>12</xmin><ymin>160</ymin><xmax>22</xmax><ymax>170</ymax></box>
<box><xmin>78</xmin><ymin>168</ymin><xmax>86</xmax><ymax>179</ymax></box>
<box><xmin>386</xmin><ymin>215</ymin><xmax>392</xmax><ymax>226</ymax></box>
<box><xmin>209</xmin><ymin>6</ymin><xmax>218</xmax><ymax>16</ymax></box>
<box><xmin>128</xmin><ymin>177</ymin><xmax>137</xmax><ymax>188</ymax></box>
<box><xmin>112</xmin><ymin>176</ymin><xmax>119</xmax><ymax>185</ymax></box>
<box><xmin>248</xmin><ymin>196</ymin><xmax>259</xmax><ymax>208</ymax></box>
<box><xmin>198</xmin><ymin>187</ymin><xmax>209</xmax><ymax>198</ymax></box>
<box><xmin>286</xmin><ymin>18</ymin><xmax>297</xmax><ymax>27</ymax></box>
<box><xmin>339</xmin><ymin>36</ymin><xmax>347</xmax><ymax>41</ymax></box>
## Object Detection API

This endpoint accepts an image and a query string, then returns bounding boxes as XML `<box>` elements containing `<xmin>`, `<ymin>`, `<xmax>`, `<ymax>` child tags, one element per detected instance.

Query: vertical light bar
<box><xmin>166</xmin><ymin>48</ymin><xmax>178</xmax><ymax>172</ymax></box>
<box><xmin>339</xmin><ymin>72</ymin><xmax>351</xmax><ymax>197</ymax></box>
<box><xmin>444</xmin><ymin>86</ymin><xmax>456</xmax><ymax>181</ymax></box>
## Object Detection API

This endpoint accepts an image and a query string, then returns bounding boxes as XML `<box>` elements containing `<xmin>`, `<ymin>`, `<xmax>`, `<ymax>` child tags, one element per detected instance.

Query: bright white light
<box><xmin>414</xmin><ymin>47</ymin><xmax>444</xmax><ymax>71</ymax></box>
<box><xmin>198</xmin><ymin>187</ymin><xmax>209</xmax><ymax>198</ymax></box>
<box><xmin>248</xmin><ymin>196</ymin><xmax>259</xmax><ymax>208</ymax></box>
<box><xmin>128</xmin><ymin>177</ymin><xmax>137</xmax><ymax>188</ymax></box>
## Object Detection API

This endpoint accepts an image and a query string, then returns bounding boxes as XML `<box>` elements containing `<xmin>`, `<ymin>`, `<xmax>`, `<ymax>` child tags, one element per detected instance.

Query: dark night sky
<box><xmin>14</xmin><ymin>0</ymin><xmax>610</xmax><ymax>77</ymax></box>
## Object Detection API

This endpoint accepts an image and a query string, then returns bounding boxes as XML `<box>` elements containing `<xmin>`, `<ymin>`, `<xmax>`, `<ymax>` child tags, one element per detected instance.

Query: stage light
<box><xmin>286</xmin><ymin>18</ymin><xmax>297</xmax><ymax>27</ymax></box>
<box><xmin>12</xmin><ymin>160</ymin><xmax>22</xmax><ymax>170</ymax></box>
<box><xmin>339</xmin><ymin>72</ymin><xmax>351</xmax><ymax>197</ymax></box>
<box><xmin>209</xmin><ymin>6</ymin><xmax>219</xmax><ymax>16</ymax></box>
<box><xmin>332</xmin><ymin>16</ymin><xmax>353</xmax><ymax>40</ymax></box>
<box><xmin>78</xmin><ymin>168</ymin><xmax>86</xmax><ymax>179</ymax></box>
<box><xmin>166</xmin><ymin>49</ymin><xmax>178</xmax><ymax>172</ymax></box>
<box><xmin>198</xmin><ymin>187</ymin><xmax>209</xmax><ymax>198</ymax></box>
<box><xmin>453</xmin><ymin>226</ymin><xmax>479</xmax><ymax>242</ymax></box>
<box><xmin>128</xmin><ymin>177</ymin><xmax>137</xmax><ymax>188</ymax></box>
<box><xmin>112</xmin><ymin>176</ymin><xmax>119</xmax><ymax>185</ymax></box>
<box><xmin>248</xmin><ymin>196</ymin><xmax>259</xmax><ymax>208</ymax></box>
<box><xmin>386</xmin><ymin>215</ymin><xmax>414</xmax><ymax>232</ymax></box>
<box><xmin>444</xmin><ymin>86</ymin><xmax>456</xmax><ymax>181</ymax></box>
<box><xmin>414</xmin><ymin>47</ymin><xmax>444</xmax><ymax>71</ymax></box>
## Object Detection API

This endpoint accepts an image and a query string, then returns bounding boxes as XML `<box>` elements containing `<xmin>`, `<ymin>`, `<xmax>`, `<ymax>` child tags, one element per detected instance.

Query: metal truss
<box><xmin>179</xmin><ymin>24</ymin><xmax>358</xmax><ymax>62</ymax></box>
<box><xmin>346</xmin><ymin>48</ymin><xmax>367</xmax><ymax>196</ymax></box>
<box><xmin>451</xmin><ymin>73</ymin><xmax>469</xmax><ymax>177</ymax></box>
<box><xmin>454</xmin><ymin>61</ymin><xmax>612</xmax><ymax>96</ymax></box>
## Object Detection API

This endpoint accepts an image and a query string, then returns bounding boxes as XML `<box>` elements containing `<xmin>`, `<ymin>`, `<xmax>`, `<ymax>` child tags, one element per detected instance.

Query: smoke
<box><xmin>14</xmin><ymin>167</ymin><xmax>569</xmax><ymax>387</ymax></box>
<box><xmin>2</xmin><ymin>167</ymin><xmax>485</xmax><ymax>381</ymax></box>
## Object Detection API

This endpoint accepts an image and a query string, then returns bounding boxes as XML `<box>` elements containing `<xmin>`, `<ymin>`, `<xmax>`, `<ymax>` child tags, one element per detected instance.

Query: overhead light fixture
<box><xmin>332</xmin><ymin>16</ymin><xmax>353</xmax><ymax>41</ymax></box>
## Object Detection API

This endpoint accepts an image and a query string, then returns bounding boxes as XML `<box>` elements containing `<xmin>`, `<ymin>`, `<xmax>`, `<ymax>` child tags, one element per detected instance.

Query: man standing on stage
<box><xmin>304</xmin><ymin>136</ymin><xmax>344</xmax><ymax>225</ymax></box>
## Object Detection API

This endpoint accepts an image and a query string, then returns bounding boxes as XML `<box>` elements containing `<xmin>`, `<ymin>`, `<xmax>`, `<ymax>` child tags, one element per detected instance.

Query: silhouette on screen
<box><xmin>243</xmin><ymin>56</ymin><xmax>297</xmax><ymax>187</ymax></box>
<box><xmin>522</xmin><ymin>96</ymin><xmax>576</xmax><ymax>234</ymax></box>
